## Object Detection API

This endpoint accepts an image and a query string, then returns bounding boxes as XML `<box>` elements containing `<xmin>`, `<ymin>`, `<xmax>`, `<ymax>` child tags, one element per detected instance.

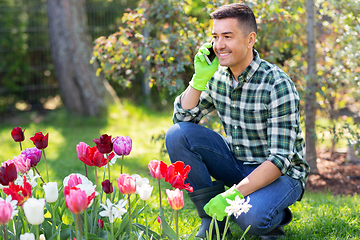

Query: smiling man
<box><xmin>165</xmin><ymin>3</ymin><xmax>310</xmax><ymax>240</ymax></box>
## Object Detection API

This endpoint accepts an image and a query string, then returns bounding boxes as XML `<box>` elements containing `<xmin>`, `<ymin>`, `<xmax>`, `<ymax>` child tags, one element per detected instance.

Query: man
<box><xmin>165</xmin><ymin>3</ymin><xmax>310</xmax><ymax>240</ymax></box>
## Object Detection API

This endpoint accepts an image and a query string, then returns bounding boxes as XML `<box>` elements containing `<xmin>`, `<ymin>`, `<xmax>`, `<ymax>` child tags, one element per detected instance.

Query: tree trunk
<box><xmin>305</xmin><ymin>0</ymin><xmax>319</xmax><ymax>174</ymax></box>
<box><xmin>47</xmin><ymin>0</ymin><xmax>118</xmax><ymax>116</ymax></box>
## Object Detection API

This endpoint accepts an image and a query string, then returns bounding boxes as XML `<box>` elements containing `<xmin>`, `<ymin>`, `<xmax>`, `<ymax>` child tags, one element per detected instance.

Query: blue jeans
<box><xmin>165</xmin><ymin>122</ymin><xmax>303</xmax><ymax>235</ymax></box>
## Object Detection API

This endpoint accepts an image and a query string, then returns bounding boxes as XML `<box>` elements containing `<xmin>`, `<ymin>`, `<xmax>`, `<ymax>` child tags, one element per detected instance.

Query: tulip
<box><xmin>21</xmin><ymin>147</ymin><xmax>42</xmax><ymax>167</ymax></box>
<box><xmin>101</xmin><ymin>179</ymin><xmax>113</xmax><ymax>194</ymax></box>
<box><xmin>113</xmin><ymin>136</ymin><xmax>132</xmax><ymax>156</ymax></box>
<box><xmin>166</xmin><ymin>188</ymin><xmax>184</xmax><ymax>211</ymax></box>
<box><xmin>93</xmin><ymin>134</ymin><xmax>113</xmax><ymax>154</ymax></box>
<box><xmin>97</xmin><ymin>219</ymin><xmax>104</xmax><ymax>228</ymax></box>
<box><xmin>0</xmin><ymin>162</ymin><xmax>17</xmax><ymax>186</ymax></box>
<box><xmin>132</xmin><ymin>174</ymin><xmax>153</xmax><ymax>201</ymax></box>
<box><xmin>165</xmin><ymin>161</ymin><xmax>193</xmax><ymax>193</ymax></box>
<box><xmin>3</xmin><ymin>175</ymin><xmax>32</xmax><ymax>206</ymax></box>
<box><xmin>116</xmin><ymin>174</ymin><xmax>136</xmax><ymax>195</ymax></box>
<box><xmin>64</xmin><ymin>188</ymin><xmax>89</xmax><ymax>214</ymax></box>
<box><xmin>166</xmin><ymin>188</ymin><xmax>184</xmax><ymax>240</ymax></box>
<box><xmin>30</xmin><ymin>132</ymin><xmax>49</xmax><ymax>150</ymax></box>
<box><xmin>43</xmin><ymin>182</ymin><xmax>59</xmax><ymax>203</ymax></box>
<box><xmin>0</xmin><ymin>199</ymin><xmax>13</xmax><ymax>225</ymax></box>
<box><xmin>12</xmin><ymin>154</ymin><xmax>31</xmax><ymax>174</ymax></box>
<box><xmin>148</xmin><ymin>160</ymin><xmax>168</xmax><ymax>180</ymax></box>
<box><xmin>11</xmin><ymin>126</ymin><xmax>25</xmax><ymax>142</ymax></box>
<box><xmin>20</xmin><ymin>233</ymin><xmax>35</xmax><ymax>240</ymax></box>
<box><xmin>63</xmin><ymin>173</ymin><xmax>98</xmax><ymax>198</ymax></box>
<box><xmin>23</xmin><ymin>198</ymin><xmax>46</xmax><ymax>225</ymax></box>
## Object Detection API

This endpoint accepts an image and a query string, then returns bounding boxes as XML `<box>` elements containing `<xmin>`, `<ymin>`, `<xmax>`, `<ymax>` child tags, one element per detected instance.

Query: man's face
<box><xmin>212</xmin><ymin>18</ymin><xmax>253</xmax><ymax>75</ymax></box>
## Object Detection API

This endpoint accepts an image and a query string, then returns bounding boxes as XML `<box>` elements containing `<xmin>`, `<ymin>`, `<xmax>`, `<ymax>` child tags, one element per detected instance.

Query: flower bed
<box><xmin>1</xmin><ymin>127</ymin><xmax>250</xmax><ymax>240</ymax></box>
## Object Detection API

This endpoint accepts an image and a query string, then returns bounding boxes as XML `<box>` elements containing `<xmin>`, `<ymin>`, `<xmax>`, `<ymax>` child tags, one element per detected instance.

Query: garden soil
<box><xmin>306</xmin><ymin>148</ymin><xmax>360</xmax><ymax>196</ymax></box>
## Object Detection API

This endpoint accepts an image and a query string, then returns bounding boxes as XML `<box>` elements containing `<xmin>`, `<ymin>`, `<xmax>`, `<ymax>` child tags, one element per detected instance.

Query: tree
<box><xmin>47</xmin><ymin>0</ymin><xmax>118</xmax><ymax>116</ymax></box>
<box><xmin>305</xmin><ymin>0</ymin><xmax>318</xmax><ymax>173</ymax></box>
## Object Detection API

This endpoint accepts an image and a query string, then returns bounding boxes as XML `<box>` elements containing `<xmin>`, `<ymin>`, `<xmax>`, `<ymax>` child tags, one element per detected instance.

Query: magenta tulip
<box><xmin>21</xmin><ymin>147</ymin><xmax>42</xmax><ymax>167</ymax></box>
<box><xmin>113</xmin><ymin>136</ymin><xmax>132</xmax><ymax>156</ymax></box>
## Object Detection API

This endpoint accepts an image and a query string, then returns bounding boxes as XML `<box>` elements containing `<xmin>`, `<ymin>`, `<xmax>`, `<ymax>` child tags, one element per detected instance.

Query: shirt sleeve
<box><xmin>172</xmin><ymin>90</ymin><xmax>216</xmax><ymax>124</ymax></box>
<box><xmin>266</xmin><ymin>76</ymin><xmax>303</xmax><ymax>175</ymax></box>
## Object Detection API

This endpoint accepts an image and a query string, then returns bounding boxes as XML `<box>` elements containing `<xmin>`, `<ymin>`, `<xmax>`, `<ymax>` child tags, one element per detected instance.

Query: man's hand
<box><xmin>189</xmin><ymin>42</ymin><xmax>219</xmax><ymax>91</ymax></box>
<box><xmin>203</xmin><ymin>185</ymin><xmax>244</xmax><ymax>221</ymax></box>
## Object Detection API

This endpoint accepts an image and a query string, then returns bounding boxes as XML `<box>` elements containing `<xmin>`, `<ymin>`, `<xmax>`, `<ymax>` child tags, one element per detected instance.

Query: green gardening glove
<box><xmin>189</xmin><ymin>42</ymin><xmax>219</xmax><ymax>91</ymax></box>
<box><xmin>203</xmin><ymin>185</ymin><xmax>244</xmax><ymax>221</ymax></box>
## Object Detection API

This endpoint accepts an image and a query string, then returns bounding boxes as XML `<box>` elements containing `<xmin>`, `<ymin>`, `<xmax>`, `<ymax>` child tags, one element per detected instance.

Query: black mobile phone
<box><xmin>204</xmin><ymin>43</ymin><xmax>216</xmax><ymax>65</ymax></box>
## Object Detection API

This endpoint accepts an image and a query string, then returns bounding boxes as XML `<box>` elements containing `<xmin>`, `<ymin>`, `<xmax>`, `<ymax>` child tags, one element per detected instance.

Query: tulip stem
<box><xmin>144</xmin><ymin>201</ymin><xmax>148</xmax><ymax>239</ymax></box>
<box><xmin>106</xmin><ymin>154</ymin><xmax>111</xmax><ymax>199</ymax></box>
<box><xmin>42</xmin><ymin>149</ymin><xmax>49</xmax><ymax>182</ymax></box>
<box><xmin>33</xmin><ymin>167</ymin><xmax>45</xmax><ymax>184</ymax></box>
<box><xmin>74</xmin><ymin>213</ymin><xmax>80</xmax><ymax>240</ymax></box>
<box><xmin>19</xmin><ymin>142</ymin><xmax>23</xmax><ymax>152</ymax></box>
<box><xmin>19</xmin><ymin>207</ymin><xmax>29</xmax><ymax>233</ymax></box>
<box><xmin>175</xmin><ymin>210</ymin><xmax>179</xmax><ymax>240</ymax></box>
<box><xmin>158</xmin><ymin>179</ymin><xmax>162</xmax><ymax>209</ymax></box>
<box><xmin>3</xmin><ymin>224</ymin><xmax>7</xmax><ymax>240</ymax></box>
<box><xmin>121</xmin><ymin>155</ymin><xmax>124</xmax><ymax>174</ymax></box>
<box><xmin>85</xmin><ymin>165</ymin><xmax>88</xmax><ymax>179</ymax></box>
<box><xmin>84</xmin><ymin>210</ymin><xmax>88</xmax><ymax>240</ymax></box>
<box><xmin>36</xmin><ymin>225</ymin><xmax>40</xmax><ymax>240</ymax></box>
<box><xmin>128</xmin><ymin>194</ymin><xmax>132</xmax><ymax>237</ymax></box>
<box><xmin>94</xmin><ymin>167</ymin><xmax>98</xmax><ymax>188</ymax></box>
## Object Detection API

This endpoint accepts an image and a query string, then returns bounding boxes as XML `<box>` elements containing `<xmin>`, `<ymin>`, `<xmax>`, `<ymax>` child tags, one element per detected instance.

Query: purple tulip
<box><xmin>113</xmin><ymin>136</ymin><xmax>132</xmax><ymax>156</ymax></box>
<box><xmin>21</xmin><ymin>147</ymin><xmax>42</xmax><ymax>167</ymax></box>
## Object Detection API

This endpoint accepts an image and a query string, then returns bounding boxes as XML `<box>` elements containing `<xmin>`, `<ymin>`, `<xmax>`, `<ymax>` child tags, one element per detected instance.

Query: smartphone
<box><xmin>203</xmin><ymin>42</ymin><xmax>216</xmax><ymax>65</ymax></box>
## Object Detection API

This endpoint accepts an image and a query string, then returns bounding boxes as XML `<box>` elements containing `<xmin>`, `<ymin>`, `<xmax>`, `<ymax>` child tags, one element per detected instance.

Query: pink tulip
<box><xmin>113</xmin><ymin>136</ymin><xmax>132</xmax><ymax>156</ymax></box>
<box><xmin>0</xmin><ymin>200</ymin><xmax>13</xmax><ymax>225</ymax></box>
<box><xmin>148</xmin><ymin>160</ymin><xmax>168</xmax><ymax>180</ymax></box>
<box><xmin>166</xmin><ymin>188</ymin><xmax>184</xmax><ymax>211</ymax></box>
<box><xmin>12</xmin><ymin>154</ymin><xmax>31</xmax><ymax>174</ymax></box>
<box><xmin>64</xmin><ymin>188</ymin><xmax>89</xmax><ymax>214</ymax></box>
<box><xmin>117</xmin><ymin>174</ymin><xmax>136</xmax><ymax>195</ymax></box>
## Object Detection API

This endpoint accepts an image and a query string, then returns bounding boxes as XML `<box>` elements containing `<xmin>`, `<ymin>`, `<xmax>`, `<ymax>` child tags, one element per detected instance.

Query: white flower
<box><xmin>99</xmin><ymin>198</ymin><xmax>127</xmax><ymax>223</ymax></box>
<box><xmin>131</xmin><ymin>174</ymin><xmax>153</xmax><ymax>200</ymax></box>
<box><xmin>113</xmin><ymin>199</ymin><xmax>127</xmax><ymax>219</ymax></box>
<box><xmin>225</xmin><ymin>196</ymin><xmax>252</xmax><ymax>219</ymax></box>
<box><xmin>0</xmin><ymin>195</ymin><xmax>18</xmax><ymax>218</ymax></box>
<box><xmin>39</xmin><ymin>234</ymin><xmax>46</xmax><ymax>240</ymax></box>
<box><xmin>20</xmin><ymin>233</ymin><xmax>35</xmax><ymax>240</ymax></box>
<box><xmin>26</xmin><ymin>169</ymin><xmax>41</xmax><ymax>188</ymax></box>
<box><xmin>23</xmin><ymin>198</ymin><xmax>46</xmax><ymax>225</ymax></box>
<box><xmin>43</xmin><ymin>182</ymin><xmax>59</xmax><ymax>203</ymax></box>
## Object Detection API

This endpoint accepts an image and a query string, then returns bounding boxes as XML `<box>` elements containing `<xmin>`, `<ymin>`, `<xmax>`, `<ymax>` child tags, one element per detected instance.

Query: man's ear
<box><xmin>247</xmin><ymin>32</ymin><xmax>257</xmax><ymax>48</ymax></box>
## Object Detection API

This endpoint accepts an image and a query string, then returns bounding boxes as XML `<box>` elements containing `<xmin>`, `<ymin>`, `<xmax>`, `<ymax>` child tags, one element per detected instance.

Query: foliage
<box><xmin>92</xmin><ymin>0</ymin><xmax>210</xmax><ymax>95</ymax></box>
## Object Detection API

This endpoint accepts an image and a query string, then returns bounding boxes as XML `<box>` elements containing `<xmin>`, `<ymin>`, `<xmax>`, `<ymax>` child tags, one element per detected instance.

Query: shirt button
<box><xmin>232</xmin><ymin>104</ymin><xmax>236</xmax><ymax>108</ymax></box>
<box><xmin>234</xmin><ymin>126</ymin><xmax>237</xmax><ymax>129</ymax></box>
<box><xmin>236</xmin><ymin>147</ymin><xmax>239</xmax><ymax>150</ymax></box>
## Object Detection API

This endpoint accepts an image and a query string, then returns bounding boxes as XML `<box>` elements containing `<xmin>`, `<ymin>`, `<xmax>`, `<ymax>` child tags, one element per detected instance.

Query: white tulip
<box><xmin>20</xmin><ymin>233</ymin><xmax>35</xmax><ymax>240</ymax></box>
<box><xmin>43</xmin><ymin>182</ymin><xmax>59</xmax><ymax>203</ymax></box>
<box><xmin>23</xmin><ymin>198</ymin><xmax>46</xmax><ymax>225</ymax></box>
<box><xmin>131</xmin><ymin>174</ymin><xmax>153</xmax><ymax>201</ymax></box>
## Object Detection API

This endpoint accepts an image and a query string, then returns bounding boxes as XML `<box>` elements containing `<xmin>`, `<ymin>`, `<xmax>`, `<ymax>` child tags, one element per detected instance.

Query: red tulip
<box><xmin>3</xmin><ymin>175</ymin><xmax>32</xmax><ymax>206</ymax></box>
<box><xmin>117</xmin><ymin>174</ymin><xmax>136</xmax><ymax>195</ymax></box>
<box><xmin>101</xmin><ymin>179</ymin><xmax>113</xmax><ymax>194</ymax></box>
<box><xmin>11</xmin><ymin>127</ymin><xmax>25</xmax><ymax>142</ymax></box>
<box><xmin>0</xmin><ymin>162</ymin><xmax>17</xmax><ymax>186</ymax></box>
<box><xmin>166</xmin><ymin>188</ymin><xmax>184</xmax><ymax>211</ymax></box>
<box><xmin>30</xmin><ymin>132</ymin><xmax>49</xmax><ymax>150</ymax></box>
<box><xmin>77</xmin><ymin>142</ymin><xmax>114</xmax><ymax>168</ymax></box>
<box><xmin>97</xmin><ymin>219</ymin><xmax>104</xmax><ymax>228</ymax></box>
<box><xmin>165</xmin><ymin>161</ymin><xmax>193</xmax><ymax>193</ymax></box>
<box><xmin>93</xmin><ymin>134</ymin><xmax>113</xmax><ymax>154</ymax></box>
<box><xmin>148</xmin><ymin>160</ymin><xmax>168</xmax><ymax>180</ymax></box>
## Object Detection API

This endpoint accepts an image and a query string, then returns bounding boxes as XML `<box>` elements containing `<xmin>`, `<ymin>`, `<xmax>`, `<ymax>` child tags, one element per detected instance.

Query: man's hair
<box><xmin>210</xmin><ymin>3</ymin><xmax>257</xmax><ymax>35</ymax></box>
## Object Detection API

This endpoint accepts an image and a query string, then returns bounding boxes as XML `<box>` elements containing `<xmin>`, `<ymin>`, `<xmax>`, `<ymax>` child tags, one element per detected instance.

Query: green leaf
<box><xmin>133</xmin><ymin>223</ymin><xmax>161</xmax><ymax>239</ymax></box>
<box><xmin>159</xmin><ymin>206</ymin><xmax>177</xmax><ymax>240</ymax></box>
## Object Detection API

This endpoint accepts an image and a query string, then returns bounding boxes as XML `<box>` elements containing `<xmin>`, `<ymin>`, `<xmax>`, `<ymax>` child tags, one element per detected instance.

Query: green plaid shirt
<box><xmin>173</xmin><ymin>50</ymin><xmax>310</xmax><ymax>189</ymax></box>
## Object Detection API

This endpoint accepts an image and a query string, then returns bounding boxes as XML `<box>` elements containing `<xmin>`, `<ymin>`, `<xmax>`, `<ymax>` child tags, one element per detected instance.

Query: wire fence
<box><xmin>0</xmin><ymin>0</ymin><xmax>130</xmax><ymax>115</ymax></box>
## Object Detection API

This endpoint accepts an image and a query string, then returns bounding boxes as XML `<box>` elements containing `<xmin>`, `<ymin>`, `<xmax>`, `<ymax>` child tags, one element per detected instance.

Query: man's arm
<box><xmin>235</xmin><ymin>160</ymin><xmax>282</xmax><ymax>197</ymax></box>
<box><xmin>180</xmin><ymin>86</ymin><xmax>202</xmax><ymax>110</ymax></box>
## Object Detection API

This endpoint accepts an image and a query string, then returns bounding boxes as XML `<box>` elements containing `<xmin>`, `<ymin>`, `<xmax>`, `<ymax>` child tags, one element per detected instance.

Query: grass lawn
<box><xmin>1</xmin><ymin>100</ymin><xmax>359</xmax><ymax>239</ymax></box>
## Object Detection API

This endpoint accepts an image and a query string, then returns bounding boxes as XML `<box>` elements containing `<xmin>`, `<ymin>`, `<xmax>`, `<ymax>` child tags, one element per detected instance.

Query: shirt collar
<box><xmin>226</xmin><ymin>49</ymin><xmax>261</xmax><ymax>83</ymax></box>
